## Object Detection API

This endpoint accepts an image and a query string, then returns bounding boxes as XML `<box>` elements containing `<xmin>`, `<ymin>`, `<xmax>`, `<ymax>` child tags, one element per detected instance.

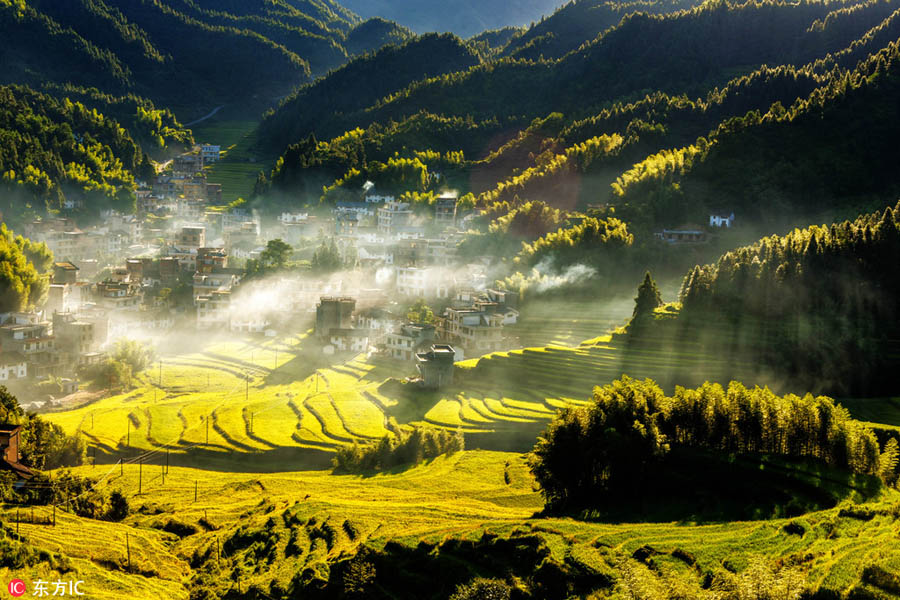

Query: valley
<box><xmin>2</xmin><ymin>0</ymin><xmax>900</xmax><ymax>598</ymax></box>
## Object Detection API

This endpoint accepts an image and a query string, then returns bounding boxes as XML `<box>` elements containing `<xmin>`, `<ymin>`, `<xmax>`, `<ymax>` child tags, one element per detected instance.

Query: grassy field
<box><xmin>16</xmin><ymin>313</ymin><xmax>900</xmax><ymax>598</ymax></box>
<box><xmin>2</xmin><ymin>451</ymin><xmax>899</xmax><ymax>599</ymax></box>
<box><xmin>188</xmin><ymin>105</ymin><xmax>275</xmax><ymax>204</ymax></box>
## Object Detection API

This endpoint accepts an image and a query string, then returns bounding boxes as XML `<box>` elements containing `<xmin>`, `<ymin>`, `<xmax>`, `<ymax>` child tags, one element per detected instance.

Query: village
<box><xmin>0</xmin><ymin>143</ymin><xmax>522</xmax><ymax>403</ymax></box>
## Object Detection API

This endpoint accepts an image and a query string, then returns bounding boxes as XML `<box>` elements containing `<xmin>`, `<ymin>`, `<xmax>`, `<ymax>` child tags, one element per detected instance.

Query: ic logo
<box><xmin>7</xmin><ymin>579</ymin><xmax>27</xmax><ymax>597</ymax></box>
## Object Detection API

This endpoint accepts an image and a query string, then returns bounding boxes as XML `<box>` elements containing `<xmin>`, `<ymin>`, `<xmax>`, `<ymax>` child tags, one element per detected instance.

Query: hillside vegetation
<box><xmin>0</xmin><ymin>84</ymin><xmax>163</xmax><ymax>220</ymax></box>
<box><xmin>0</xmin><ymin>0</ymin><xmax>415</xmax><ymax>119</ymax></box>
<box><xmin>626</xmin><ymin>201</ymin><xmax>900</xmax><ymax>397</ymax></box>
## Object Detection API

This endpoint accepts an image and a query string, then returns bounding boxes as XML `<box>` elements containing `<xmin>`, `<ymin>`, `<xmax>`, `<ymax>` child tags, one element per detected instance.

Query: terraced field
<box><xmin>46</xmin><ymin>315</ymin><xmax>886</xmax><ymax>467</ymax></box>
<box><xmin>3</xmin><ymin>451</ymin><xmax>899</xmax><ymax>599</ymax></box>
<box><xmin>45</xmin><ymin>334</ymin><xmax>408</xmax><ymax>469</ymax></box>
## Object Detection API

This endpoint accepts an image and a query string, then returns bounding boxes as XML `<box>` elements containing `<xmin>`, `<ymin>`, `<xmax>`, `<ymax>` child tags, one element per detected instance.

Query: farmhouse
<box><xmin>0</xmin><ymin>353</ymin><xmax>27</xmax><ymax>382</ymax></box>
<box><xmin>316</xmin><ymin>297</ymin><xmax>356</xmax><ymax>338</ymax></box>
<box><xmin>327</xmin><ymin>329</ymin><xmax>370</xmax><ymax>353</ymax></box>
<box><xmin>201</xmin><ymin>144</ymin><xmax>221</xmax><ymax>164</ymax></box>
<box><xmin>0</xmin><ymin>424</ymin><xmax>32</xmax><ymax>479</ymax></box>
<box><xmin>386</xmin><ymin>323</ymin><xmax>436</xmax><ymax>361</ymax></box>
<box><xmin>196</xmin><ymin>290</ymin><xmax>232</xmax><ymax>330</ymax></box>
<box><xmin>655</xmin><ymin>225</ymin><xmax>708</xmax><ymax>244</ymax></box>
<box><xmin>434</xmin><ymin>193</ymin><xmax>459</xmax><ymax>227</ymax></box>
<box><xmin>377</xmin><ymin>200</ymin><xmax>412</xmax><ymax>235</ymax></box>
<box><xmin>397</xmin><ymin>267</ymin><xmax>451</xmax><ymax>299</ymax></box>
<box><xmin>415</xmin><ymin>344</ymin><xmax>456</xmax><ymax>389</ymax></box>
<box><xmin>710</xmin><ymin>212</ymin><xmax>735</xmax><ymax>228</ymax></box>
<box><xmin>440</xmin><ymin>307</ymin><xmax>505</xmax><ymax>355</ymax></box>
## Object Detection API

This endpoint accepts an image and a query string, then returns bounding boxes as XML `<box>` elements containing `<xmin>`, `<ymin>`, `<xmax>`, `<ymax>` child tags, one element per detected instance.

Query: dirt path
<box><xmin>184</xmin><ymin>105</ymin><xmax>225</xmax><ymax>127</ymax></box>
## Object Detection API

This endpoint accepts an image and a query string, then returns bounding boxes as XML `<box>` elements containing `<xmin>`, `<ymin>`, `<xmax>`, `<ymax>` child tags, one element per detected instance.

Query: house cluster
<box><xmin>24</xmin><ymin>213</ymin><xmax>143</xmax><ymax>263</ymax></box>
<box><xmin>314</xmin><ymin>287</ymin><xmax>518</xmax><ymax>366</ymax></box>
<box><xmin>140</xmin><ymin>143</ymin><xmax>222</xmax><ymax>216</ymax></box>
<box><xmin>330</xmin><ymin>182</ymin><xmax>470</xmax><ymax>270</ymax></box>
<box><xmin>654</xmin><ymin>211</ymin><xmax>736</xmax><ymax>244</ymax></box>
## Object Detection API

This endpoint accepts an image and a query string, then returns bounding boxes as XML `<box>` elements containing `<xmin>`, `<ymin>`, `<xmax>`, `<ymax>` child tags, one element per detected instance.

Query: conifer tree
<box><xmin>633</xmin><ymin>271</ymin><xmax>663</xmax><ymax>319</ymax></box>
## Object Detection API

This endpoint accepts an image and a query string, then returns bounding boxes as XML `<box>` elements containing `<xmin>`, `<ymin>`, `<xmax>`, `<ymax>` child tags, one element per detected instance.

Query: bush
<box><xmin>107</xmin><ymin>491</ymin><xmax>129</xmax><ymax>521</ymax></box>
<box><xmin>449</xmin><ymin>578</ymin><xmax>512</xmax><ymax>600</ymax></box>
<box><xmin>332</xmin><ymin>425</ymin><xmax>464</xmax><ymax>473</ymax></box>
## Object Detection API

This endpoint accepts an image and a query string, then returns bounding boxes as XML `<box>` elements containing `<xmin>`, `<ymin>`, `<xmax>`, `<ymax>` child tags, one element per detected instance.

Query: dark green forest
<box><xmin>627</xmin><ymin>201</ymin><xmax>900</xmax><ymax>396</ymax></box>
<box><xmin>0</xmin><ymin>0</ymin><xmax>416</xmax><ymax>118</ymax></box>
<box><xmin>0</xmin><ymin>84</ymin><xmax>156</xmax><ymax>220</ymax></box>
<box><xmin>530</xmin><ymin>376</ymin><xmax>897</xmax><ymax>514</ymax></box>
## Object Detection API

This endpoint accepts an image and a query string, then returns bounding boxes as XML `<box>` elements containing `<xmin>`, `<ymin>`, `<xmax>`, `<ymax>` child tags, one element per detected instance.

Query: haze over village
<box><xmin>2</xmin><ymin>0</ymin><xmax>900</xmax><ymax>598</ymax></box>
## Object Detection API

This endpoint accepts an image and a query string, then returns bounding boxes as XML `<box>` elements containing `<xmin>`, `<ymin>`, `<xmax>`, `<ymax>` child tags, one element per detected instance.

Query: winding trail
<box><xmin>184</xmin><ymin>105</ymin><xmax>225</xmax><ymax>127</ymax></box>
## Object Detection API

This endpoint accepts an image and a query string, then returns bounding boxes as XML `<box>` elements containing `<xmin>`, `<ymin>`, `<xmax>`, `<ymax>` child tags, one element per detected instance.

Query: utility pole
<box><xmin>194</xmin><ymin>480</ymin><xmax>198</xmax><ymax>502</ymax></box>
<box><xmin>161</xmin><ymin>462</ymin><xmax>165</xmax><ymax>486</ymax></box>
<box><xmin>138</xmin><ymin>458</ymin><xmax>143</xmax><ymax>495</ymax></box>
<box><xmin>126</xmin><ymin>532</ymin><xmax>131</xmax><ymax>571</ymax></box>
<box><xmin>166</xmin><ymin>448</ymin><xmax>169</xmax><ymax>474</ymax></box>
<box><xmin>120</xmin><ymin>458</ymin><xmax>123</xmax><ymax>476</ymax></box>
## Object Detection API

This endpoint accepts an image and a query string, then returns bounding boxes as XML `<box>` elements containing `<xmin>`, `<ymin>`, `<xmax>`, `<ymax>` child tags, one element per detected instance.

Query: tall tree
<box><xmin>633</xmin><ymin>271</ymin><xmax>663</xmax><ymax>320</ymax></box>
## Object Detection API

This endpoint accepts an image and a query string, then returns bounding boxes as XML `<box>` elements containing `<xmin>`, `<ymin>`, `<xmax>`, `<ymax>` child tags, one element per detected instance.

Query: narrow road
<box><xmin>184</xmin><ymin>105</ymin><xmax>225</xmax><ymax>127</ymax></box>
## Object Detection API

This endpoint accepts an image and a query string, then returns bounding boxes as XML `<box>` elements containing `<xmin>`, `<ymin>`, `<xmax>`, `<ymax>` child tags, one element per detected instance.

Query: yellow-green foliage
<box><xmin>610</xmin><ymin>143</ymin><xmax>704</xmax><ymax>199</ymax></box>
<box><xmin>479</xmin><ymin>134</ymin><xmax>624</xmax><ymax>206</ymax></box>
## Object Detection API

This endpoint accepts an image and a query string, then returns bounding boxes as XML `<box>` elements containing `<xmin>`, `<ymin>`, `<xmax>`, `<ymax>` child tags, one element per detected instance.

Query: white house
<box><xmin>397</xmin><ymin>267</ymin><xmax>450</xmax><ymax>299</ymax></box>
<box><xmin>0</xmin><ymin>353</ymin><xmax>27</xmax><ymax>381</ymax></box>
<box><xmin>327</xmin><ymin>329</ymin><xmax>370</xmax><ymax>353</ymax></box>
<box><xmin>201</xmin><ymin>144</ymin><xmax>221</xmax><ymax>164</ymax></box>
<box><xmin>709</xmin><ymin>212</ymin><xmax>735</xmax><ymax>228</ymax></box>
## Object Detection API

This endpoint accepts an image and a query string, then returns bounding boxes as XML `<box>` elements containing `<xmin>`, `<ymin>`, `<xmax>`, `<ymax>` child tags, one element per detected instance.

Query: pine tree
<box><xmin>633</xmin><ymin>271</ymin><xmax>663</xmax><ymax>320</ymax></box>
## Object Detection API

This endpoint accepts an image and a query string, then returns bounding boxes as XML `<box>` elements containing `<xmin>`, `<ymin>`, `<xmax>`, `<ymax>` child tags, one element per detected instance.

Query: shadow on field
<box><xmin>96</xmin><ymin>445</ymin><xmax>334</xmax><ymax>473</ymax></box>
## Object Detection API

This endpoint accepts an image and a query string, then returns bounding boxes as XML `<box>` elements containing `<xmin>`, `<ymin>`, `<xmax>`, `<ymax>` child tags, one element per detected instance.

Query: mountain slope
<box><xmin>259</xmin><ymin>0</ymin><xmax>898</xmax><ymax>152</ymax></box>
<box><xmin>338</xmin><ymin>0</ymin><xmax>563</xmax><ymax>37</ymax></box>
<box><xmin>0</xmin><ymin>84</ymin><xmax>157</xmax><ymax>221</ymax></box>
<box><xmin>260</xmin><ymin>33</ymin><xmax>482</xmax><ymax>149</ymax></box>
<box><xmin>610</xmin><ymin>38</ymin><xmax>900</xmax><ymax>226</ymax></box>
<box><xmin>0</xmin><ymin>0</ymin><xmax>418</xmax><ymax>119</ymax></box>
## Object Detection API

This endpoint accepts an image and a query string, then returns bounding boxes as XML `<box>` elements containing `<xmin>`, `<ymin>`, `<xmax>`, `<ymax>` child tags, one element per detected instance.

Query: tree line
<box><xmin>529</xmin><ymin>376</ymin><xmax>896</xmax><ymax>511</ymax></box>
<box><xmin>0</xmin><ymin>84</ymin><xmax>149</xmax><ymax>221</ymax></box>
<box><xmin>648</xmin><ymin>201</ymin><xmax>900</xmax><ymax>396</ymax></box>
<box><xmin>0</xmin><ymin>224</ymin><xmax>52</xmax><ymax>313</ymax></box>
<box><xmin>332</xmin><ymin>424</ymin><xmax>464</xmax><ymax>473</ymax></box>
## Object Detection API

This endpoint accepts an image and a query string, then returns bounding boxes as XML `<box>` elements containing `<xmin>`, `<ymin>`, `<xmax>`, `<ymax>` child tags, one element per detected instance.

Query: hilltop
<box><xmin>338</xmin><ymin>0</ymin><xmax>563</xmax><ymax>38</ymax></box>
<box><xmin>0</xmin><ymin>0</ymin><xmax>413</xmax><ymax>120</ymax></box>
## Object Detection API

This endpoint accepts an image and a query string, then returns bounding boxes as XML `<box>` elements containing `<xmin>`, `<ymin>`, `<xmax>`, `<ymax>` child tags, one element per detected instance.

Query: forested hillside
<box><xmin>256</xmin><ymin>0</ymin><xmax>900</xmax><ymax>230</ymax></box>
<box><xmin>260</xmin><ymin>34</ymin><xmax>483</xmax><ymax>149</ymax></box>
<box><xmin>500</xmin><ymin>0</ymin><xmax>703</xmax><ymax>60</ymax></box>
<box><xmin>627</xmin><ymin>201</ymin><xmax>900</xmax><ymax>396</ymax></box>
<box><xmin>0</xmin><ymin>84</ymin><xmax>153</xmax><ymax>220</ymax></box>
<box><xmin>612</xmin><ymin>37</ymin><xmax>900</xmax><ymax>226</ymax></box>
<box><xmin>0</xmin><ymin>0</ymin><xmax>413</xmax><ymax>119</ymax></box>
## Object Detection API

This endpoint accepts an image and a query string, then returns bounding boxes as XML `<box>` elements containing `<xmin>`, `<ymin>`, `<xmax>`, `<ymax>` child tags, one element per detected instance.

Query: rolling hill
<box><xmin>0</xmin><ymin>0</ymin><xmax>417</xmax><ymax>121</ymax></box>
<box><xmin>337</xmin><ymin>0</ymin><xmax>564</xmax><ymax>38</ymax></box>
